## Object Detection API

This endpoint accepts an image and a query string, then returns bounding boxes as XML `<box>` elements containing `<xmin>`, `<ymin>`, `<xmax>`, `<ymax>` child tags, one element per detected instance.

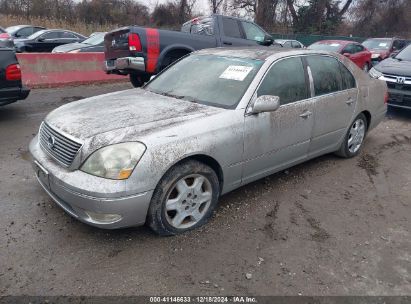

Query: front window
<box><xmin>241</xmin><ymin>22</ymin><xmax>266</xmax><ymax>43</ymax></box>
<box><xmin>257</xmin><ymin>57</ymin><xmax>308</xmax><ymax>105</ymax></box>
<box><xmin>362</xmin><ymin>39</ymin><xmax>391</xmax><ymax>50</ymax></box>
<box><xmin>145</xmin><ymin>54</ymin><xmax>263</xmax><ymax>109</ymax></box>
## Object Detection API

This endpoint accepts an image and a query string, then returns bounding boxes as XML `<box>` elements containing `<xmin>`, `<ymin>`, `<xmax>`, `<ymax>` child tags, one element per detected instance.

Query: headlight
<box><xmin>81</xmin><ymin>142</ymin><xmax>146</xmax><ymax>180</ymax></box>
<box><xmin>369</xmin><ymin>67</ymin><xmax>383</xmax><ymax>79</ymax></box>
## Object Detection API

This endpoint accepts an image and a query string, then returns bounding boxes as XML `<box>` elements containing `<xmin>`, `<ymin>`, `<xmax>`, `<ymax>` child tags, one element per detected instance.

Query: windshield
<box><xmin>145</xmin><ymin>54</ymin><xmax>263</xmax><ymax>109</ymax></box>
<box><xmin>27</xmin><ymin>30</ymin><xmax>47</xmax><ymax>39</ymax></box>
<box><xmin>82</xmin><ymin>33</ymin><xmax>105</xmax><ymax>45</ymax></box>
<box><xmin>362</xmin><ymin>39</ymin><xmax>391</xmax><ymax>50</ymax></box>
<box><xmin>5</xmin><ymin>26</ymin><xmax>20</xmax><ymax>33</ymax></box>
<box><xmin>395</xmin><ymin>45</ymin><xmax>411</xmax><ymax>61</ymax></box>
<box><xmin>309</xmin><ymin>42</ymin><xmax>342</xmax><ymax>52</ymax></box>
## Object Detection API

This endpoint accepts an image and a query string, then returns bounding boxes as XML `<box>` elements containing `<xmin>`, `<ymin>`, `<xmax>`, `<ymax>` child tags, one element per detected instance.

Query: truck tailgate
<box><xmin>104</xmin><ymin>27</ymin><xmax>132</xmax><ymax>60</ymax></box>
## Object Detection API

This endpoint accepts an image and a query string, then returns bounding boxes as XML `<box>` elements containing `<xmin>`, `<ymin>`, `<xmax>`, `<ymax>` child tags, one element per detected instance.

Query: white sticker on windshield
<box><xmin>219</xmin><ymin>66</ymin><xmax>253</xmax><ymax>81</ymax></box>
<box><xmin>379</xmin><ymin>43</ymin><xmax>388</xmax><ymax>47</ymax></box>
<box><xmin>330</xmin><ymin>43</ymin><xmax>340</xmax><ymax>47</ymax></box>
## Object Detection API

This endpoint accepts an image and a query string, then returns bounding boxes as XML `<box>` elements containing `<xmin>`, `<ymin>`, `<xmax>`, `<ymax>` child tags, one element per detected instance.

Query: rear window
<box><xmin>222</xmin><ymin>18</ymin><xmax>242</xmax><ymax>38</ymax></box>
<box><xmin>307</xmin><ymin>55</ymin><xmax>342</xmax><ymax>96</ymax></box>
<box><xmin>309</xmin><ymin>42</ymin><xmax>342</xmax><ymax>52</ymax></box>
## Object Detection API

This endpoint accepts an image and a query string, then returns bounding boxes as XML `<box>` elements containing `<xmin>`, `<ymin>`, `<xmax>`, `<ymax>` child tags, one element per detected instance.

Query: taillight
<box><xmin>128</xmin><ymin>33</ymin><xmax>142</xmax><ymax>52</ymax></box>
<box><xmin>384</xmin><ymin>92</ymin><xmax>389</xmax><ymax>104</ymax></box>
<box><xmin>6</xmin><ymin>64</ymin><xmax>22</xmax><ymax>81</ymax></box>
<box><xmin>0</xmin><ymin>32</ymin><xmax>10</xmax><ymax>39</ymax></box>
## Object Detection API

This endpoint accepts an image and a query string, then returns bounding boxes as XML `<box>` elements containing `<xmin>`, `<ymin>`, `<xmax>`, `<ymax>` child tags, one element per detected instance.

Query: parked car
<box><xmin>52</xmin><ymin>32</ymin><xmax>106</xmax><ymax>53</ymax></box>
<box><xmin>362</xmin><ymin>38</ymin><xmax>410</xmax><ymax>63</ymax></box>
<box><xmin>14</xmin><ymin>29</ymin><xmax>87</xmax><ymax>53</ymax></box>
<box><xmin>309</xmin><ymin>40</ymin><xmax>372</xmax><ymax>71</ymax></box>
<box><xmin>30</xmin><ymin>47</ymin><xmax>387</xmax><ymax>235</ymax></box>
<box><xmin>0</xmin><ymin>48</ymin><xmax>30</xmax><ymax>106</ymax></box>
<box><xmin>0</xmin><ymin>27</ymin><xmax>14</xmax><ymax>48</ymax></box>
<box><xmin>369</xmin><ymin>44</ymin><xmax>411</xmax><ymax>110</ymax></box>
<box><xmin>104</xmin><ymin>14</ymin><xmax>278</xmax><ymax>87</ymax></box>
<box><xmin>274</xmin><ymin>39</ymin><xmax>305</xmax><ymax>48</ymax></box>
<box><xmin>6</xmin><ymin>25</ymin><xmax>46</xmax><ymax>39</ymax></box>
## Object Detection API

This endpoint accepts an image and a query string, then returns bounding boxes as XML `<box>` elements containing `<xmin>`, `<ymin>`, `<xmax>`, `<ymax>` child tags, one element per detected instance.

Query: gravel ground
<box><xmin>0</xmin><ymin>83</ymin><xmax>410</xmax><ymax>296</ymax></box>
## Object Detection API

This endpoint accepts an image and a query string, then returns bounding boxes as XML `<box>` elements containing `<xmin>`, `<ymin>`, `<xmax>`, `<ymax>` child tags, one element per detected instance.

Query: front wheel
<box><xmin>147</xmin><ymin>160</ymin><xmax>220</xmax><ymax>236</ymax></box>
<box><xmin>335</xmin><ymin>113</ymin><xmax>368</xmax><ymax>158</ymax></box>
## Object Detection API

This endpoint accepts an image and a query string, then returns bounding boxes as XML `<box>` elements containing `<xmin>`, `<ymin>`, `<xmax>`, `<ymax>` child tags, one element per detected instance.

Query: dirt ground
<box><xmin>0</xmin><ymin>83</ymin><xmax>410</xmax><ymax>296</ymax></box>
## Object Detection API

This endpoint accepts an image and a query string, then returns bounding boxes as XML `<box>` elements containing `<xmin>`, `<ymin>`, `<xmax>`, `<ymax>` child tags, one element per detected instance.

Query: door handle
<box><xmin>223</xmin><ymin>41</ymin><xmax>232</xmax><ymax>45</ymax></box>
<box><xmin>299</xmin><ymin>111</ymin><xmax>312</xmax><ymax>119</ymax></box>
<box><xmin>346</xmin><ymin>98</ymin><xmax>355</xmax><ymax>105</ymax></box>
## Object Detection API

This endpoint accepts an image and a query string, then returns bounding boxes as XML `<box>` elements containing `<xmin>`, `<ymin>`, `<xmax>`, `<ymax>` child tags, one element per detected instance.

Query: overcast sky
<box><xmin>145</xmin><ymin>0</ymin><xmax>210</xmax><ymax>13</ymax></box>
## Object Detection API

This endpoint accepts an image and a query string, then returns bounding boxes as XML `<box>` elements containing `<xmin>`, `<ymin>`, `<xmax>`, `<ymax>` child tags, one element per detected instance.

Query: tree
<box><xmin>286</xmin><ymin>0</ymin><xmax>353</xmax><ymax>34</ymax></box>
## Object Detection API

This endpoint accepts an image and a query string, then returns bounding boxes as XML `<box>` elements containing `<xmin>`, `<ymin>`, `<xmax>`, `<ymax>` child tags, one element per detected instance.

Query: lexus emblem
<box><xmin>396</xmin><ymin>77</ymin><xmax>405</xmax><ymax>84</ymax></box>
<box><xmin>47</xmin><ymin>136</ymin><xmax>56</xmax><ymax>149</ymax></box>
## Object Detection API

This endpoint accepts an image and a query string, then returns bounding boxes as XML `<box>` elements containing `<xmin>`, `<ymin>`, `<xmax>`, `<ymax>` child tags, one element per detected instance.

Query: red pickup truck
<box><xmin>104</xmin><ymin>14</ymin><xmax>279</xmax><ymax>87</ymax></box>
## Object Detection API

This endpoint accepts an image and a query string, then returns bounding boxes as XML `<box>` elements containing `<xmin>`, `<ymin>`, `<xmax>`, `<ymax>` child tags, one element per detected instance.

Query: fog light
<box><xmin>85</xmin><ymin>211</ymin><xmax>122</xmax><ymax>224</ymax></box>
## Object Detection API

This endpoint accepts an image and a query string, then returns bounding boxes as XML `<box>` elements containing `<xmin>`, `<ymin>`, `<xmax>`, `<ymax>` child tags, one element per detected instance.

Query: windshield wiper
<box><xmin>159</xmin><ymin>91</ymin><xmax>200</xmax><ymax>103</ymax></box>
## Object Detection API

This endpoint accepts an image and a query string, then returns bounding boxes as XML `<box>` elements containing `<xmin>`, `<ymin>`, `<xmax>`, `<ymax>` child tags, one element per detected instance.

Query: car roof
<box><xmin>195</xmin><ymin>47</ymin><xmax>333</xmax><ymax>61</ymax></box>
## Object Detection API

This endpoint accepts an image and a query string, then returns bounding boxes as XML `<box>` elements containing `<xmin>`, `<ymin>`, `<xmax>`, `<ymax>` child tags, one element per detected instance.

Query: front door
<box><xmin>242</xmin><ymin>56</ymin><xmax>315</xmax><ymax>184</ymax></box>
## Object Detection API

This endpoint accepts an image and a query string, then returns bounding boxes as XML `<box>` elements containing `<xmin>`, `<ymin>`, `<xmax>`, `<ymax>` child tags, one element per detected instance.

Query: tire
<box><xmin>129</xmin><ymin>74</ymin><xmax>149</xmax><ymax>88</ymax></box>
<box><xmin>335</xmin><ymin>113</ymin><xmax>368</xmax><ymax>158</ymax></box>
<box><xmin>147</xmin><ymin>160</ymin><xmax>220</xmax><ymax>236</ymax></box>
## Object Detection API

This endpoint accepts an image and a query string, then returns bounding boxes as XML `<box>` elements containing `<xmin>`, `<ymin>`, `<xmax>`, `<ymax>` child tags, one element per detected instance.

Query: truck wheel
<box><xmin>130</xmin><ymin>74</ymin><xmax>149</xmax><ymax>88</ymax></box>
<box><xmin>147</xmin><ymin>160</ymin><xmax>220</xmax><ymax>236</ymax></box>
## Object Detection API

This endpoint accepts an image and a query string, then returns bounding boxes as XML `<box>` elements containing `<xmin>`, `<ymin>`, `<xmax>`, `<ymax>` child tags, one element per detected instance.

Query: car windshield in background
<box><xmin>146</xmin><ymin>54</ymin><xmax>263</xmax><ymax>109</ymax></box>
<box><xmin>5</xmin><ymin>26</ymin><xmax>19</xmax><ymax>33</ymax></box>
<box><xmin>309</xmin><ymin>42</ymin><xmax>342</xmax><ymax>52</ymax></box>
<box><xmin>395</xmin><ymin>45</ymin><xmax>411</xmax><ymax>61</ymax></box>
<box><xmin>82</xmin><ymin>33</ymin><xmax>105</xmax><ymax>45</ymax></box>
<box><xmin>0</xmin><ymin>27</ymin><xmax>5</xmax><ymax>33</ymax></box>
<box><xmin>362</xmin><ymin>39</ymin><xmax>391</xmax><ymax>50</ymax></box>
<box><xmin>27</xmin><ymin>30</ymin><xmax>47</xmax><ymax>39</ymax></box>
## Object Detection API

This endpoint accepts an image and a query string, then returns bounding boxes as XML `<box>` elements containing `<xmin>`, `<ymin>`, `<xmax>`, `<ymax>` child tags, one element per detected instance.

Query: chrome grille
<box><xmin>39</xmin><ymin>122</ymin><xmax>82</xmax><ymax>167</ymax></box>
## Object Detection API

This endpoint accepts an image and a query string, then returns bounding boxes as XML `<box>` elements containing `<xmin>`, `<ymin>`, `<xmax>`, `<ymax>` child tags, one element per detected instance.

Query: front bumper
<box><xmin>104</xmin><ymin>56</ymin><xmax>145</xmax><ymax>73</ymax></box>
<box><xmin>382</xmin><ymin>76</ymin><xmax>411</xmax><ymax>110</ymax></box>
<box><xmin>30</xmin><ymin>137</ymin><xmax>154</xmax><ymax>229</ymax></box>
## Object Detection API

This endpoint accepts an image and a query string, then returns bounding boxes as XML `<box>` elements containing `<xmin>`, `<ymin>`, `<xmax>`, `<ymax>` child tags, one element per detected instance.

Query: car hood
<box><xmin>45</xmin><ymin>88</ymin><xmax>223</xmax><ymax>141</ymax></box>
<box><xmin>375</xmin><ymin>58</ymin><xmax>411</xmax><ymax>77</ymax></box>
<box><xmin>53</xmin><ymin>42</ymin><xmax>89</xmax><ymax>52</ymax></box>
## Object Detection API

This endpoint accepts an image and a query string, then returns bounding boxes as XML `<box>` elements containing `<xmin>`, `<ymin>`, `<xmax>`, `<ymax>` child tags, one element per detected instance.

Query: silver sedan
<box><xmin>30</xmin><ymin>47</ymin><xmax>387</xmax><ymax>235</ymax></box>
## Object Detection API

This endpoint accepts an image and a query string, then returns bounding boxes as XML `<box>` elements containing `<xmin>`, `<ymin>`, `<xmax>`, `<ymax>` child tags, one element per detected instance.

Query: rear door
<box><xmin>218</xmin><ymin>17</ymin><xmax>249</xmax><ymax>47</ymax></box>
<box><xmin>306</xmin><ymin>55</ymin><xmax>358</xmax><ymax>155</ymax></box>
<box><xmin>243</xmin><ymin>56</ymin><xmax>315</xmax><ymax>183</ymax></box>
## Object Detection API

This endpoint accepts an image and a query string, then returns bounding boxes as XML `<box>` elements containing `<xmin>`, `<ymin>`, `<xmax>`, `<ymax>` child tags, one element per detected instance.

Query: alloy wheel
<box><xmin>165</xmin><ymin>174</ymin><xmax>213</xmax><ymax>229</ymax></box>
<box><xmin>348</xmin><ymin>118</ymin><xmax>366</xmax><ymax>154</ymax></box>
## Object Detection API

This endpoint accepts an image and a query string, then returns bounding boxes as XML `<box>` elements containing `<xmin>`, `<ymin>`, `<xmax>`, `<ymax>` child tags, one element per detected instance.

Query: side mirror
<box><xmin>342</xmin><ymin>53</ymin><xmax>351</xmax><ymax>57</ymax></box>
<box><xmin>37</xmin><ymin>37</ymin><xmax>45</xmax><ymax>42</ymax></box>
<box><xmin>251</xmin><ymin>95</ymin><xmax>280</xmax><ymax>114</ymax></box>
<box><xmin>258</xmin><ymin>34</ymin><xmax>273</xmax><ymax>46</ymax></box>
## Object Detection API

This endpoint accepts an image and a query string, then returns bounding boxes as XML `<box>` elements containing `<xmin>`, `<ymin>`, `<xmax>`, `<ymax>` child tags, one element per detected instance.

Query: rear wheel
<box><xmin>129</xmin><ymin>74</ymin><xmax>149</xmax><ymax>88</ymax></box>
<box><xmin>335</xmin><ymin>113</ymin><xmax>368</xmax><ymax>158</ymax></box>
<box><xmin>147</xmin><ymin>160</ymin><xmax>220</xmax><ymax>236</ymax></box>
